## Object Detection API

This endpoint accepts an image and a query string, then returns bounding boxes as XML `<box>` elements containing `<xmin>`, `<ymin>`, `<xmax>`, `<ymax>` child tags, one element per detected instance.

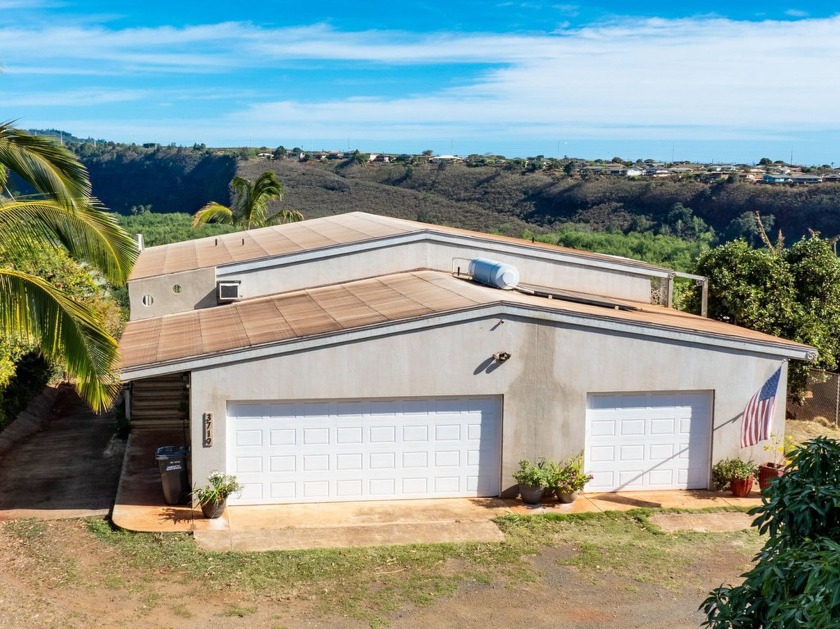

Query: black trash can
<box><xmin>155</xmin><ymin>445</ymin><xmax>190</xmax><ymax>505</ymax></box>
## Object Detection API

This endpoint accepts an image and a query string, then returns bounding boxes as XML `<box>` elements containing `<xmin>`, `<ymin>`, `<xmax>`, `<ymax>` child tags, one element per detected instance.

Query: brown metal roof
<box><xmin>129</xmin><ymin>212</ymin><xmax>669</xmax><ymax>280</ymax></box>
<box><xmin>118</xmin><ymin>270</ymin><xmax>812</xmax><ymax>373</ymax></box>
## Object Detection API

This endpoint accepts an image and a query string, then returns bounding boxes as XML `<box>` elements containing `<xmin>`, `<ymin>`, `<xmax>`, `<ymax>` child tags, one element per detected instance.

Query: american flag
<box><xmin>740</xmin><ymin>367</ymin><xmax>782</xmax><ymax>448</ymax></box>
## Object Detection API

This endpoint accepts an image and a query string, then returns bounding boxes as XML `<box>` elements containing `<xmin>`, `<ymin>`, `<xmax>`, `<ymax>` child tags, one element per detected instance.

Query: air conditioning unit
<box><xmin>217</xmin><ymin>281</ymin><xmax>242</xmax><ymax>303</ymax></box>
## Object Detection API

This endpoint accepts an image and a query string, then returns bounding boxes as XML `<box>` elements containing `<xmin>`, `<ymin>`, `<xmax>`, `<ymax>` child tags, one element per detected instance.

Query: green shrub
<box><xmin>701</xmin><ymin>437</ymin><xmax>840</xmax><ymax>627</ymax></box>
<box><xmin>711</xmin><ymin>458</ymin><xmax>758</xmax><ymax>490</ymax></box>
<box><xmin>512</xmin><ymin>459</ymin><xmax>549</xmax><ymax>488</ymax></box>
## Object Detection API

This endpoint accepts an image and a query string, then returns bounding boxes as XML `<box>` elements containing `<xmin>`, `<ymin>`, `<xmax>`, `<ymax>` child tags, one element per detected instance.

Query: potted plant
<box><xmin>759</xmin><ymin>433</ymin><xmax>793</xmax><ymax>490</ymax></box>
<box><xmin>712</xmin><ymin>458</ymin><xmax>758</xmax><ymax>497</ymax></box>
<box><xmin>513</xmin><ymin>459</ymin><xmax>549</xmax><ymax>504</ymax></box>
<box><xmin>192</xmin><ymin>471</ymin><xmax>242</xmax><ymax>518</ymax></box>
<box><xmin>550</xmin><ymin>452</ymin><xmax>593</xmax><ymax>503</ymax></box>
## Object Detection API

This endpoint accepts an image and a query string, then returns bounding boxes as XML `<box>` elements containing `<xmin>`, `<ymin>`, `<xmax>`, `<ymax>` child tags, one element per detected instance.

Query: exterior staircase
<box><xmin>129</xmin><ymin>374</ymin><xmax>189</xmax><ymax>431</ymax></box>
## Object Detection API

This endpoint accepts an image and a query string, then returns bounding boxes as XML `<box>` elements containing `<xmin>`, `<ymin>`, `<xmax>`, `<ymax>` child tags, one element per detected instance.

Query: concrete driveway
<box><xmin>0</xmin><ymin>385</ymin><xmax>125</xmax><ymax>520</ymax></box>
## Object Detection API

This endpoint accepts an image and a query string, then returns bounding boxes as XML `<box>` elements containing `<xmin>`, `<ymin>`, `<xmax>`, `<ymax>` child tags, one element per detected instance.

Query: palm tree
<box><xmin>0</xmin><ymin>122</ymin><xmax>137</xmax><ymax>411</ymax></box>
<box><xmin>192</xmin><ymin>171</ymin><xmax>303</xmax><ymax>230</ymax></box>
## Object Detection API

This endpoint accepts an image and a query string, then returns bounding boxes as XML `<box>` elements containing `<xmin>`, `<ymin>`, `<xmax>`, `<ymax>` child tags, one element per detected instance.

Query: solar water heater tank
<box><xmin>468</xmin><ymin>258</ymin><xmax>520</xmax><ymax>290</ymax></box>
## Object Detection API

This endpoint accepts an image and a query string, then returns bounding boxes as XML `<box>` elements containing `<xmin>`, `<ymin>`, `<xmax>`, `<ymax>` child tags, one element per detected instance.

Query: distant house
<box><xmin>702</xmin><ymin>172</ymin><xmax>729</xmax><ymax>183</ymax></box>
<box><xmin>763</xmin><ymin>173</ymin><xmax>789</xmax><ymax>184</ymax></box>
<box><xmin>789</xmin><ymin>175</ymin><xmax>823</xmax><ymax>185</ymax></box>
<box><xmin>430</xmin><ymin>155</ymin><xmax>462</xmax><ymax>164</ymax></box>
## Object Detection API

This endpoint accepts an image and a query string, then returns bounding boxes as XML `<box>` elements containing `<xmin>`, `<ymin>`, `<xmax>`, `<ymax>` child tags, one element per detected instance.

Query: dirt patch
<box><xmin>0</xmin><ymin>514</ymin><xmax>762</xmax><ymax>628</ymax></box>
<box><xmin>786</xmin><ymin>418</ymin><xmax>840</xmax><ymax>444</ymax></box>
<box><xmin>649</xmin><ymin>512</ymin><xmax>755</xmax><ymax>533</ymax></box>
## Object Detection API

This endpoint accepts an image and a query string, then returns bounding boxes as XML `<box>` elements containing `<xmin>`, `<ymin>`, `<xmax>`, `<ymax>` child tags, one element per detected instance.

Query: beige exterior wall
<box><xmin>223</xmin><ymin>241</ymin><xmax>653</xmax><ymax>305</ymax></box>
<box><xmin>128</xmin><ymin>239</ymin><xmax>658</xmax><ymax>319</ymax></box>
<box><xmin>128</xmin><ymin>267</ymin><xmax>216</xmax><ymax>321</ymax></box>
<box><xmin>187</xmin><ymin>315</ymin><xmax>786</xmax><ymax>497</ymax></box>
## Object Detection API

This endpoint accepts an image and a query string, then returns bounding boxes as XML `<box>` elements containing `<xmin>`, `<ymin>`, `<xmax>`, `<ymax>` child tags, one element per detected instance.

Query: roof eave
<box><xmin>119</xmin><ymin>302</ymin><xmax>815</xmax><ymax>381</ymax></box>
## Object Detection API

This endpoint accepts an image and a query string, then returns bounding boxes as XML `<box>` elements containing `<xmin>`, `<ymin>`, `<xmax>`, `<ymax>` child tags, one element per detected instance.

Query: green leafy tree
<box><xmin>0</xmin><ymin>122</ymin><xmax>136</xmax><ymax>411</ymax></box>
<box><xmin>701</xmin><ymin>437</ymin><xmax>840</xmax><ymax>627</ymax></box>
<box><xmin>688</xmin><ymin>234</ymin><xmax>840</xmax><ymax>400</ymax></box>
<box><xmin>192</xmin><ymin>171</ymin><xmax>303</xmax><ymax>230</ymax></box>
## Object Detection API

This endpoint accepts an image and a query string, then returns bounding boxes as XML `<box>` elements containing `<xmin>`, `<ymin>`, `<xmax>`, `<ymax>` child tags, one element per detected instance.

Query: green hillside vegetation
<box><xmin>532</xmin><ymin>227</ymin><xmax>712</xmax><ymax>272</ymax></box>
<box><xmin>118</xmin><ymin>212</ymin><xmax>235</xmax><ymax>248</ymax></box>
<box><xmin>62</xmin><ymin>141</ymin><xmax>840</xmax><ymax>247</ymax></box>
<box><xmin>72</xmin><ymin>142</ymin><xmax>236</xmax><ymax>214</ymax></box>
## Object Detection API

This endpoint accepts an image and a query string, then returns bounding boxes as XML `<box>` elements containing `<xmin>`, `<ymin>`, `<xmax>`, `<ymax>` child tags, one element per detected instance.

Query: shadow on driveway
<box><xmin>0</xmin><ymin>386</ymin><xmax>125</xmax><ymax>520</ymax></box>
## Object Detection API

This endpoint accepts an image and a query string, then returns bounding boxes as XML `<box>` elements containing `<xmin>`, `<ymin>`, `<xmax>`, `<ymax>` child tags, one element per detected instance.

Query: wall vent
<box><xmin>217</xmin><ymin>281</ymin><xmax>242</xmax><ymax>303</ymax></box>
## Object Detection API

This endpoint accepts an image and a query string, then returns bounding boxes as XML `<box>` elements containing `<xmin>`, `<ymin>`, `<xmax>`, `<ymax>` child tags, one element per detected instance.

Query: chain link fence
<box><xmin>786</xmin><ymin>369</ymin><xmax>840</xmax><ymax>426</ymax></box>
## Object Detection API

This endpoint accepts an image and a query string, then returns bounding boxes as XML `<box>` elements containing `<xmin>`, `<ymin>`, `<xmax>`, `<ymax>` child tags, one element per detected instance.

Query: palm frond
<box><xmin>192</xmin><ymin>202</ymin><xmax>235</xmax><ymax>227</ymax></box>
<box><xmin>0</xmin><ymin>123</ymin><xmax>90</xmax><ymax>207</ymax></box>
<box><xmin>0</xmin><ymin>268</ymin><xmax>120</xmax><ymax>412</ymax></box>
<box><xmin>267</xmin><ymin>208</ymin><xmax>304</xmax><ymax>225</ymax></box>
<box><xmin>0</xmin><ymin>199</ymin><xmax>137</xmax><ymax>286</ymax></box>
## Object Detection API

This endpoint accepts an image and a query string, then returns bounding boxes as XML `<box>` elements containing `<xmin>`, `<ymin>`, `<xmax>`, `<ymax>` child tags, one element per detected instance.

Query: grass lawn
<box><xmin>1</xmin><ymin>509</ymin><xmax>762</xmax><ymax>627</ymax></box>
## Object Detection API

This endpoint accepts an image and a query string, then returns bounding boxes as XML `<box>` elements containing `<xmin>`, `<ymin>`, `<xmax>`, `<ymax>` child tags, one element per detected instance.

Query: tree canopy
<box><xmin>701</xmin><ymin>437</ymin><xmax>840</xmax><ymax>626</ymax></box>
<box><xmin>0</xmin><ymin>122</ymin><xmax>136</xmax><ymax>411</ymax></box>
<box><xmin>688</xmin><ymin>234</ymin><xmax>840</xmax><ymax>400</ymax></box>
<box><xmin>192</xmin><ymin>171</ymin><xmax>303</xmax><ymax>230</ymax></box>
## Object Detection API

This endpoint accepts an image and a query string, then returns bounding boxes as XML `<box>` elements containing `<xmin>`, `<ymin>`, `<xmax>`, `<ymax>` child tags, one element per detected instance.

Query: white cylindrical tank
<box><xmin>468</xmin><ymin>258</ymin><xmax>520</xmax><ymax>290</ymax></box>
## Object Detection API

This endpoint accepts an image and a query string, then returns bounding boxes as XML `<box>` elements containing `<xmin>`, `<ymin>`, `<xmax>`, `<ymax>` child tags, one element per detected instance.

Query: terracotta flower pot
<box><xmin>556</xmin><ymin>490</ymin><xmax>579</xmax><ymax>504</ymax></box>
<box><xmin>729</xmin><ymin>477</ymin><xmax>755</xmax><ymax>498</ymax></box>
<box><xmin>200</xmin><ymin>498</ymin><xmax>226</xmax><ymax>519</ymax></box>
<box><xmin>758</xmin><ymin>463</ymin><xmax>785</xmax><ymax>491</ymax></box>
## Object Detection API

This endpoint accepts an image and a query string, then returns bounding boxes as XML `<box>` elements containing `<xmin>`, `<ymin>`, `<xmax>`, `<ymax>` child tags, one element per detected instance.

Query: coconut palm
<box><xmin>192</xmin><ymin>171</ymin><xmax>303</xmax><ymax>230</ymax></box>
<box><xmin>0</xmin><ymin>122</ymin><xmax>137</xmax><ymax>411</ymax></box>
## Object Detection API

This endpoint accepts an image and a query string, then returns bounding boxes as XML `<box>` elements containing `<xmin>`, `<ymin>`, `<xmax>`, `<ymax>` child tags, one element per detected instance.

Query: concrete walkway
<box><xmin>112</xmin><ymin>429</ymin><xmax>763</xmax><ymax>551</ymax></box>
<box><xmin>0</xmin><ymin>386</ymin><xmax>125</xmax><ymax>521</ymax></box>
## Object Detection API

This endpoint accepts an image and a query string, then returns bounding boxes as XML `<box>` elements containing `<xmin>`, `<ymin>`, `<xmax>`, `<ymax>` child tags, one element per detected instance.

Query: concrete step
<box><xmin>131</xmin><ymin>409</ymin><xmax>188</xmax><ymax>420</ymax></box>
<box><xmin>131</xmin><ymin>399</ymin><xmax>188</xmax><ymax>410</ymax></box>
<box><xmin>132</xmin><ymin>388</ymin><xmax>186</xmax><ymax>398</ymax></box>
<box><xmin>130</xmin><ymin>419</ymin><xmax>188</xmax><ymax>431</ymax></box>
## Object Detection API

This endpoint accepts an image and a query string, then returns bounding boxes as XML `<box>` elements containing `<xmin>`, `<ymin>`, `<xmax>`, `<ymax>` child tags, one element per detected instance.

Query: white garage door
<box><xmin>585</xmin><ymin>392</ymin><xmax>712</xmax><ymax>492</ymax></box>
<box><xmin>227</xmin><ymin>397</ymin><xmax>502</xmax><ymax>505</ymax></box>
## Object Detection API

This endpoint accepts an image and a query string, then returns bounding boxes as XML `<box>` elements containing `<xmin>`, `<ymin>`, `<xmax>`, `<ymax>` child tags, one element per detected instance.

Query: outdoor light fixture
<box><xmin>493</xmin><ymin>351</ymin><xmax>511</xmax><ymax>362</ymax></box>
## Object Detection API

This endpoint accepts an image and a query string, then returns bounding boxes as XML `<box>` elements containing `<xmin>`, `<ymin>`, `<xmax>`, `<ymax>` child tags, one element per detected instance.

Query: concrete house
<box><xmin>118</xmin><ymin>212</ymin><xmax>813</xmax><ymax>506</ymax></box>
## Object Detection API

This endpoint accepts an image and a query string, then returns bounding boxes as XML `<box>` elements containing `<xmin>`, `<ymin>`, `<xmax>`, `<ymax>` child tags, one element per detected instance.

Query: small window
<box><xmin>141</xmin><ymin>294</ymin><xmax>154</xmax><ymax>306</ymax></box>
<box><xmin>172</xmin><ymin>284</ymin><xmax>182</xmax><ymax>294</ymax></box>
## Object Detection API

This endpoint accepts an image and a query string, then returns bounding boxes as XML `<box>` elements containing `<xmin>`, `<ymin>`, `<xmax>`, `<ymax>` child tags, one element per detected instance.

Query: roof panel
<box><xmin>274</xmin><ymin>292</ymin><xmax>343</xmax><ymax>337</ymax></box>
<box><xmin>308</xmin><ymin>285</ymin><xmax>389</xmax><ymax>329</ymax></box>
<box><xmin>236</xmin><ymin>299</ymin><xmax>295</xmax><ymax>345</ymax></box>
<box><xmin>156</xmin><ymin>316</ymin><xmax>205</xmax><ymax>362</ymax></box>
<box><xmin>129</xmin><ymin>211</ymin><xmax>671</xmax><ymax>280</ymax></box>
<box><xmin>197</xmin><ymin>306</ymin><xmax>251</xmax><ymax>354</ymax></box>
<box><xmin>119</xmin><ymin>270</ymin><xmax>813</xmax><ymax>374</ymax></box>
<box><xmin>117</xmin><ymin>318</ymin><xmax>161</xmax><ymax>369</ymax></box>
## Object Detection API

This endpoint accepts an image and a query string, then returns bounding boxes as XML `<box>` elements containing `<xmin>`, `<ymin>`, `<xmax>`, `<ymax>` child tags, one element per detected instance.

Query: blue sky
<box><xmin>1</xmin><ymin>2</ymin><xmax>839</xmax><ymax>164</ymax></box>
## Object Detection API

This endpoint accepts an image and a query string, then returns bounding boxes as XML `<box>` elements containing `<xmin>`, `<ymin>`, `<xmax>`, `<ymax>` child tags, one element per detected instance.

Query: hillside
<box><xmin>236</xmin><ymin>159</ymin><xmax>532</xmax><ymax>235</ymax></box>
<box><xmin>71</xmin><ymin>144</ymin><xmax>840</xmax><ymax>244</ymax></box>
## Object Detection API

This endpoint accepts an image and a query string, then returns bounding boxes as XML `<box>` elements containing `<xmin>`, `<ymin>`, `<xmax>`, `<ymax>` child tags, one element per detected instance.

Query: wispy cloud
<box><xmin>3</xmin><ymin>15</ymin><xmax>840</xmax><ymax>147</ymax></box>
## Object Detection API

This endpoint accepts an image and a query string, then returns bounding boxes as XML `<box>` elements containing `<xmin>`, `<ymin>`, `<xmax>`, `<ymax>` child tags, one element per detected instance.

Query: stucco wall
<box><xmin>128</xmin><ymin>267</ymin><xmax>216</xmax><ymax>321</ymax></box>
<box><xmin>220</xmin><ymin>240</ymin><xmax>654</xmax><ymax>305</ymax></box>
<box><xmin>187</xmin><ymin>314</ymin><xmax>786</xmax><ymax>497</ymax></box>
<box><xmin>128</xmin><ymin>238</ymin><xmax>659</xmax><ymax>319</ymax></box>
